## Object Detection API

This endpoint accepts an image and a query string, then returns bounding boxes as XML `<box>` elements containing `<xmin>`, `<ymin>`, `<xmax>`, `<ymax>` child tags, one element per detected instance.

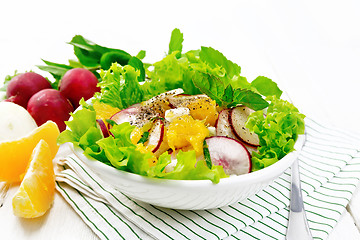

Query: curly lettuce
<box><xmin>246</xmin><ymin>96</ymin><xmax>305</xmax><ymax>171</ymax></box>
<box><xmin>58</xmin><ymin>106</ymin><xmax>227</xmax><ymax>183</ymax></box>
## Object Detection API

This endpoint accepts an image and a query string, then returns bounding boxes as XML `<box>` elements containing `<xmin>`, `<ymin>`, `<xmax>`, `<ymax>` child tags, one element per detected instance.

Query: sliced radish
<box><xmin>0</xmin><ymin>102</ymin><xmax>37</xmax><ymax>142</ymax></box>
<box><xmin>244</xmin><ymin>144</ymin><xmax>258</xmax><ymax>155</ymax></box>
<box><xmin>96</xmin><ymin>119</ymin><xmax>110</xmax><ymax>138</ymax></box>
<box><xmin>143</xmin><ymin>88</ymin><xmax>184</xmax><ymax>106</ymax></box>
<box><xmin>215</xmin><ymin>109</ymin><xmax>237</xmax><ymax>139</ymax></box>
<box><xmin>205</xmin><ymin>136</ymin><xmax>251</xmax><ymax>175</ymax></box>
<box><xmin>229</xmin><ymin>106</ymin><xmax>260</xmax><ymax>146</ymax></box>
<box><xmin>146</xmin><ymin>119</ymin><xmax>165</xmax><ymax>153</ymax></box>
<box><xmin>109</xmin><ymin>105</ymin><xmax>146</xmax><ymax>127</ymax></box>
<box><xmin>142</xmin><ymin>89</ymin><xmax>184</xmax><ymax>114</ymax></box>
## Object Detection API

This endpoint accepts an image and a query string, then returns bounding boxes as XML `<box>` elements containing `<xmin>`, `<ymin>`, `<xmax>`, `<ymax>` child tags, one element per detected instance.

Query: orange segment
<box><xmin>93</xmin><ymin>101</ymin><xmax>120</xmax><ymax>120</ymax></box>
<box><xmin>187</xmin><ymin>98</ymin><xmax>218</xmax><ymax>126</ymax></box>
<box><xmin>166</xmin><ymin>115</ymin><xmax>209</xmax><ymax>154</ymax></box>
<box><xmin>12</xmin><ymin>139</ymin><xmax>55</xmax><ymax>218</ymax></box>
<box><xmin>0</xmin><ymin>121</ymin><xmax>60</xmax><ymax>183</ymax></box>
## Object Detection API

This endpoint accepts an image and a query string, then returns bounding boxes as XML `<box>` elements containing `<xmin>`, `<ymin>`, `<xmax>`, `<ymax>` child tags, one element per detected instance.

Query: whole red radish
<box><xmin>59</xmin><ymin>68</ymin><xmax>100</xmax><ymax>109</ymax></box>
<box><xmin>27</xmin><ymin>89</ymin><xmax>74</xmax><ymax>131</ymax></box>
<box><xmin>6</xmin><ymin>72</ymin><xmax>52</xmax><ymax>108</ymax></box>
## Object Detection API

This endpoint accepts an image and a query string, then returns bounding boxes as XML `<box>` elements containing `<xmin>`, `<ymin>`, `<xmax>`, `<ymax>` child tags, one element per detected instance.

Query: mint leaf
<box><xmin>169</xmin><ymin>28</ymin><xmax>184</xmax><ymax>58</ymax></box>
<box><xmin>232</xmin><ymin>88</ymin><xmax>269</xmax><ymax>110</ymax></box>
<box><xmin>192</xmin><ymin>71</ymin><xmax>225</xmax><ymax>106</ymax></box>
<box><xmin>251</xmin><ymin>76</ymin><xmax>282</xmax><ymax>98</ymax></box>
<box><xmin>192</xmin><ymin>69</ymin><xmax>268</xmax><ymax>111</ymax></box>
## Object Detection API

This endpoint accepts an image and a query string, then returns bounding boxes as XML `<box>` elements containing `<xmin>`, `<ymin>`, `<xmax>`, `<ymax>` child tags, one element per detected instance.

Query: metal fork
<box><xmin>286</xmin><ymin>157</ymin><xmax>313</xmax><ymax>239</ymax></box>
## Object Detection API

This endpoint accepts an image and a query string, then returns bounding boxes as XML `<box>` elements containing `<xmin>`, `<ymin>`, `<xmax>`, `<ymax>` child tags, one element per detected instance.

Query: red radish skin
<box><xmin>6</xmin><ymin>72</ymin><xmax>52</xmax><ymax>108</ymax></box>
<box><xmin>59</xmin><ymin>68</ymin><xmax>100</xmax><ymax>109</ymax></box>
<box><xmin>229</xmin><ymin>106</ymin><xmax>260</xmax><ymax>147</ymax></box>
<box><xmin>96</xmin><ymin>119</ymin><xmax>110</xmax><ymax>138</ymax></box>
<box><xmin>205</xmin><ymin>136</ymin><xmax>251</xmax><ymax>175</ymax></box>
<box><xmin>27</xmin><ymin>89</ymin><xmax>74</xmax><ymax>131</ymax></box>
<box><xmin>146</xmin><ymin>119</ymin><xmax>164</xmax><ymax>153</ymax></box>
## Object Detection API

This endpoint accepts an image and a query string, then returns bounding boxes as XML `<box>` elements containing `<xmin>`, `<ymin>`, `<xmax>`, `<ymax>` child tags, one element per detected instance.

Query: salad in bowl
<box><xmin>58</xmin><ymin>29</ymin><xmax>305</xmax><ymax>209</ymax></box>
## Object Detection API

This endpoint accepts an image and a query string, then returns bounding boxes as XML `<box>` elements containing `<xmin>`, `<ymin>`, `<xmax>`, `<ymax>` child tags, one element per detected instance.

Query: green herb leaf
<box><xmin>169</xmin><ymin>28</ymin><xmax>184</xmax><ymax>58</ymax></box>
<box><xmin>232</xmin><ymin>88</ymin><xmax>269</xmax><ymax>110</ymax></box>
<box><xmin>1</xmin><ymin>71</ymin><xmax>18</xmax><ymax>93</ymax></box>
<box><xmin>98</xmin><ymin>64</ymin><xmax>144</xmax><ymax>109</ymax></box>
<box><xmin>69</xmin><ymin>35</ymin><xmax>131</xmax><ymax>68</ymax></box>
<box><xmin>251</xmin><ymin>76</ymin><xmax>282</xmax><ymax>98</ymax></box>
<box><xmin>136</xmin><ymin>50</ymin><xmax>146</xmax><ymax>60</ymax></box>
<box><xmin>137</xmin><ymin>131</ymin><xmax>149</xmax><ymax>144</ymax></box>
<box><xmin>100</xmin><ymin>51</ymin><xmax>132</xmax><ymax>70</ymax></box>
<box><xmin>37</xmin><ymin>59</ymin><xmax>73</xmax><ymax>88</ymax></box>
<box><xmin>192</xmin><ymin>70</ymin><xmax>268</xmax><ymax>111</ymax></box>
<box><xmin>128</xmin><ymin>56</ymin><xmax>145</xmax><ymax>82</ymax></box>
<box><xmin>203</xmin><ymin>140</ymin><xmax>212</xmax><ymax>169</ymax></box>
<box><xmin>199</xmin><ymin>46</ymin><xmax>241</xmax><ymax>78</ymax></box>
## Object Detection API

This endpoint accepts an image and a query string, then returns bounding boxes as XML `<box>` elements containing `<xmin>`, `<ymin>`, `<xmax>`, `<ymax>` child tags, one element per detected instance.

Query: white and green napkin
<box><xmin>55</xmin><ymin>118</ymin><xmax>360</xmax><ymax>240</ymax></box>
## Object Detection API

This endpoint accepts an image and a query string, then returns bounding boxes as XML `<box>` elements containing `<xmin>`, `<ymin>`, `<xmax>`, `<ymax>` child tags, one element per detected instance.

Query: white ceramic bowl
<box><xmin>72</xmin><ymin>134</ymin><xmax>305</xmax><ymax>210</ymax></box>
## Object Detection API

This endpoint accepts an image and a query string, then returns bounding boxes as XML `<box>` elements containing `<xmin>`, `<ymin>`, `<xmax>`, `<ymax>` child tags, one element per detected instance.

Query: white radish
<box><xmin>215</xmin><ymin>109</ymin><xmax>237</xmax><ymax>139</ymax></box>
<box><xmin>146</xmin><ymin>119</ymin><xmax>165</xmax><ymax>153</ymax></box>
<box><xmin>109</xmin><ymin>105</ymin><xmax>145</xmax><ymax>127</ymax></box>
<box><xmin>230</xmin><ymin>106</ymin><xmax>260</xmax><ymax>146</ymax></box>
<box><xmin>205</xmin><ymin>136</ymin><xmax>251</xmax><ymax>175</ymax></box>
<box><xmin>0</xmin><ymin>102</ymin><xmax>37</xmax><ymax>143</ymax></box>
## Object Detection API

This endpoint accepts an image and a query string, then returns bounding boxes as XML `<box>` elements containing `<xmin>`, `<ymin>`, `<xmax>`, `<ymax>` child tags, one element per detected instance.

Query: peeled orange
<box><xmin>0</xmin><ymin>121</ymin><xmax>60</xmax><ymax>183</ymax></box>
<box><xmin>93</xmin><ymin>101</ymin><xmax>120</xmax><ymax>120</ymax></box>
<box><xmin>187</xmin><ymin>97</ymin><xmax>218</xmax><ymax>126</ymax></box>
<box><xmin>166</xmin><ymin>115</ymin><xmax>209</xmax><ymax>154</ymax></box>
<box><xmin>12</xmin><ymin>139</ymin><xmax>55</xmax><ymax>218</ymax></box>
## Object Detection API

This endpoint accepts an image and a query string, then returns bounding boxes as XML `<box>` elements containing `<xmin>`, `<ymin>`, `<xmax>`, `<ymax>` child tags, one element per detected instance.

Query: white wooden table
<box><xmin>1</xmin><ymin>1</ymin><xmax>360</xmax><ymax>239</ymax></box>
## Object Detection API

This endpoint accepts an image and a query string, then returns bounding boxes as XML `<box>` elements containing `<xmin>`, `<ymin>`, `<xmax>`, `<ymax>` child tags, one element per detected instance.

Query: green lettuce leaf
<box><xmin>149</xmin><ymin>150</ymin><xmax>227</xmax><ymax>184</ymax></box>
<box><xmin>169</xmin><ymin>28</ymin><xmax>184</xmax><ymax>58</ymax></box>
<box><xmin>251</xmin><ymin>76</ymin><xmax>282</xmax><ymax>98</ymax></box>
<box><xmin>246</xmin><ymin>96</ymin><xmax>305</xmax><ymax>171</ymax></box>
<box><xmin>199</xmin><ymin>46</ymin><xmax>241</xmax><ymax>78</ymax></box>
<box><xmin>98</xmin><ymin>64</ymin><xmax>144</xmax><ymax>109</ymax></box>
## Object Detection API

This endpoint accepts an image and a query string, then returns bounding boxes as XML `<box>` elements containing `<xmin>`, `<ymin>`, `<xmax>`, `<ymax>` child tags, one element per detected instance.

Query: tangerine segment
<box><xmin>166</xmin><ymin>115</ymin><xmax>209</xmax><ymax>154</ymax></box>
<box><xmin>93</xmin><ymin>101</ymin><xmax>120</xmax><ymax>120</ymax></box>
<box><xmin>12</xmin><ymin>139</ymin><xmax>55</xmax><ymax>218</ymax></box>
<box><xmin>187</xmin><ymin>98</ymin><xmax>218</xmax><ymax>126</ymax></box>
<box><xmin>0</xmin><ymin>121</ymin><xmax>60</xmax><ymax>183</ymax></box>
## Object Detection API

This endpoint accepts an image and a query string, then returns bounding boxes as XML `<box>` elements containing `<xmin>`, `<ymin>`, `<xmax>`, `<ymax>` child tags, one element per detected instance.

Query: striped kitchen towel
<box><xmin>55</xmin><ymin>118</ymin><xmax>360</xmax><ymax>240</ymax></box>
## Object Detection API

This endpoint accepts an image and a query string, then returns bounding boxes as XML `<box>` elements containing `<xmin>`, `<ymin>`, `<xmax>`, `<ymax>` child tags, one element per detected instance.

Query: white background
<box><xmin>1</xmin><ymin>0</ymin><xmax>359</xmax><ymax>132</ymax></box>
<box><xmin>0</xmin><ymin>0</ymin><xmax>360</xmax><ymax>239</ymax></box>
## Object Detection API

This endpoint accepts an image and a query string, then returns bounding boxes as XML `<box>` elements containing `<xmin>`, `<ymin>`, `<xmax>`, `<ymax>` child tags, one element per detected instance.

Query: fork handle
<box><xmin>286</xmin><ymin>159</ymin><xmax>313</xmax><ymax>240</ymax></box>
